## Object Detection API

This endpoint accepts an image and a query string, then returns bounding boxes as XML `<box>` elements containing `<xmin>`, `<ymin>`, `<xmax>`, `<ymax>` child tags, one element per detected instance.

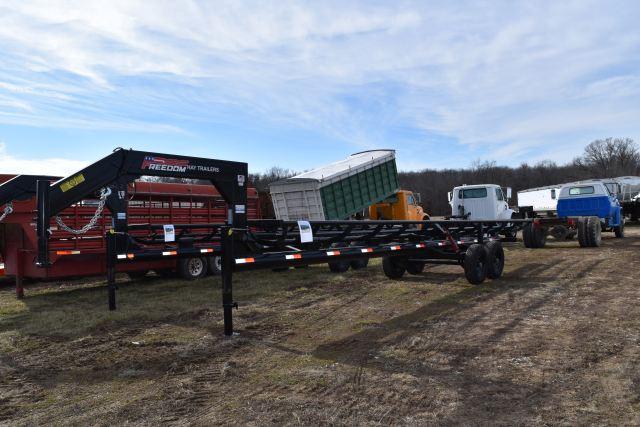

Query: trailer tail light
<box><xmin>390</xmin><ymin>246</ymin><xmax>401</xmax><ymax>251</ymax></box>
<box><xmin>117</xmin><ymin>254</ymin><xmax>135</xmax><ymax>260</ymax></box>
<box><xmin>360</xmin><ymin>248</ymin><xmax>373</xmax><ymax>253</ymax></box>
<box><xmin>285</xmin><ymin>254</ymin><xmax>302</xmax><ymax>260</ymax></box>
<box><xmin>162</xmin><ymin>251</ymin><xmax>178</xmax><ymax>256</ymax></box>
<box><xmin>415</xmin><ymin>243</ymin><xmax>426</xmax><ymax>248</ymax></box>
<box><xmin>235</xmin><ymin>258</ymin><xmax>255</xmax><ymax>264</ymax></box>
<box><xmin>56</xmin><ymin>250</ymin><xmax>81</xmax><ymax>256</ymax></box>
<box><xmin>326</xmin><ymin>250</ymin><xmax>341</xmax><ymax>256</ymax></box>
<box><xmin>200</xmin><ymin>248</ymin><xmax>214</xmax><ymax>254</ymax></box>
<box><xmin>0</xmin><ymin>264</ymin><xmax>4</xmax><ymax>277</ymax></box>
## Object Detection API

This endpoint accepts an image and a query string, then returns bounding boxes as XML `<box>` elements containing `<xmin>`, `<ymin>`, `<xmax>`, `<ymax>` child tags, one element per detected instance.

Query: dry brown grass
<box><xmin>1</xmin><ymin>228</ymin><xmax>640</xmax><ymax>425</ymax></box>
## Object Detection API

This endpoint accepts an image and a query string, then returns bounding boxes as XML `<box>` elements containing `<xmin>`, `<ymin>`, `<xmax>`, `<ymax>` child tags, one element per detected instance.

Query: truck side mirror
<box><xmin>506</xmin><ymin>187</ymin><xmax>512</xmax><ymax>199</ymax></box>
<box><xmin>415</xmin><ymin>193</ymin><xmax>421</xmax><ymax>204</ymax></box>
<box><xmin>447</xmin><ymin>191</ymin><xmax>452</xmax><ymax>202</ymax></box>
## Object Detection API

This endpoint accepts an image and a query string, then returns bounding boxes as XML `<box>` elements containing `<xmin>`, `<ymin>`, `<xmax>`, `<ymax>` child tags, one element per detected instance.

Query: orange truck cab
<box><xmin>369</xmin><ymin>190</ymin><xmax>429</xmax><ymax>221</ymax></box>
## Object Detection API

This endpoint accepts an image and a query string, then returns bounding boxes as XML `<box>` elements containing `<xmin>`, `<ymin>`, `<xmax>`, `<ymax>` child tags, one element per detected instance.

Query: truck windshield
<box><xmin>569</xmin><ymin>186</ymin><xmax>595</xmax><ymax>195</ymax></box>
<box><xmin>459</xmin><ymin>188</ymin><xmax>487</xmax><ymax>199</ymax></box>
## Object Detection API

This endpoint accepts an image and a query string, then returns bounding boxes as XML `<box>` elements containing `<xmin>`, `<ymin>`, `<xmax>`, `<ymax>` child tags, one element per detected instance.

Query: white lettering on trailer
<box><xmin>148</xmin><ymin>164</ymin><xmax>187</xmax><ymax>173</ymax></box>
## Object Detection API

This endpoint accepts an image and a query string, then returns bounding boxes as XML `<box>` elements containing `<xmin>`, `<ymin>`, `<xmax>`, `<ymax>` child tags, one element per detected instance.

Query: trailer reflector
<box><xmin>390</xmin><ymin>246</ymin><xmax>401</xmax><ymax>251</ymax></box>
<box><xmin>235</xmin><ymin>258</ymin><xmax>255</xmax><ymax>264</ymax></box>
<box><xmin>117</xmin><ymin>254</ymin><xmax>127</xmax><ymax>260</ymax></box>
<box><xmin>285</xmin><ymin>254</ymin><xmax>302</xmax><ymax>260</ymax></box>
<box><xmin>162</xmin><ymin>251</ymin><xmax>177</xmax><ymax>256</ymax></box>
<box><xmin>360</xmin><ymin>248</ymin><xmax>373</xmax><ymax>253</ymax></box>
<box><xmin>127</xmin><ymin>254</ymin><xmax>135</xmax><ymax>260</ymax></box>
<box><xmin>56</xmin><ymin>250</ymin><xmax>81</xmax><ymax>255</ymax></box>
<box><xmin>200</xmin><ymin>248</ymin><xmax>214</xmax><ymax>253</ymax></box>
<box><xmin>415</xmin><ymin>243</ymin><xmax>426</xmax><ymax>248</ymax></box>
<box><xmin>326</xmin><ymin>251</ymin><xmax>340</xmax><ymax>256</ymax></box>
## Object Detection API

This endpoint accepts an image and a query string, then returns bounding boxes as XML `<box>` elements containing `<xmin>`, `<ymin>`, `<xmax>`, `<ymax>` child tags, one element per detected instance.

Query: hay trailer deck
<box><xmin>33</xmin><ymin>148</ymin><xmax>530</xmax><ymax>337</ymax></box>
<box><xmin>112</xmin><ymin>217</ymin><xmax>527</xmax><ymax>336</ymax></box>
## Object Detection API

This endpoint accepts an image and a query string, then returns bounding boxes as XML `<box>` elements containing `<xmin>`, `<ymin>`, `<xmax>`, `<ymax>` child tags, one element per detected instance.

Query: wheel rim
<box><xmin>188</xmin><ymin>258</ymin><xmax>205</xmax><ymax>276</ymax></box>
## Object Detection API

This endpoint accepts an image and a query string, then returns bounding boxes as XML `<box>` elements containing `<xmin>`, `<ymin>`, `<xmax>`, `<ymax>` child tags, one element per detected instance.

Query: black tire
<box><xmin>522</xmin><ymin>223</ymin><xmax>534</xmax><ymax>248</ymax></box>
<box><xmin>328</xmin><ymin>261</ymin><xmax>350</xmax><ymax>273</ymax></box>
<box><xmin>382</xmin><ymin>257</ymin><xmax>406</xmax><ymax>279</ymax></box>
<box><xmin>614</xmin><ymin>218</ymin><xmax>625</xmax><ymax>238</ymax></box>
<box><xmin>463</xmin><ymin>244</ymin><xmax>487</xmax><ymax>285</ymax></box>
<box><xmin>406</xmin><ymin>261</ymin><xmax>425</xmax><ymax>275</ymax></box>
<box><xmin>350</xmin><ymin>258</ymin><xmax>369</xmax><ymax>270</ymax></box>
<box><xmin>178</xmin><ymin>257</ymin><xmax>208</xmax><ymax>280</ymax></box>
<box><xmin>328</xmin><ymin>243</ymin><xmax>350</xmax><ymax>273</ymax></box>
<box><xmin>550</xmin><ymin>225</ymin><xmax>569</xmax><ymax>240</ymax></box>
<box><xmin>577</xmin><ymin>218</ymin><xmax>589</xmax><ymax>247</ymax></box>
<box><xmin>531</xmin><ymin>225</ymin><xmax>547</xmax><ymax>248</ymax></box>
<box><xmin>484</xmin><ymin>241</ymin><xmax>505</xmax><ymax>280</ymax></box>
<box><xmin>127</xmin><ymin>270</ymin><xmax>149</xmax><ymax>280</ymax></box>
<box><xmin>586</xmin><ymin>216</ymin><xmax>602</xmax><ymax>247</ymax></box>
<box><xmin>208</xmin><ymin>256</ymin><xmax>222</xmax><ymax>275</ymax></box>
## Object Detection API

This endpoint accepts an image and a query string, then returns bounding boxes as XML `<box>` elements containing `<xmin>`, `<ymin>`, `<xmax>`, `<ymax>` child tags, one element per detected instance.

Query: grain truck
<box><xmin>269</xmin><ymin>150</ymin><xmax>401</xmax><ymax>221</ymax></box>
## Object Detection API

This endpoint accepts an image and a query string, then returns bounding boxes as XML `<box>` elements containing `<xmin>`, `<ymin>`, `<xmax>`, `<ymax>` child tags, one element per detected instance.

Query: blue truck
<box><xmin>523</xmin><ymin>180</ymin><xmax>624</xmax><ymax>248</ymax></box>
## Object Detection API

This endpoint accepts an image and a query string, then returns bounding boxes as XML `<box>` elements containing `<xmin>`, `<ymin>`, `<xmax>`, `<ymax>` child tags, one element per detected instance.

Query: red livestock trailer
<box><xmin>0</xmin><ymin>175</ymin><xmax>261</xmax><ymax>297</ymax></box>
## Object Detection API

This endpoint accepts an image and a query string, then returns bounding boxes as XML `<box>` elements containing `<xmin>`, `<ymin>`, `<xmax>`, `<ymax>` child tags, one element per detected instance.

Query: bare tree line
<box><xmin>401</xmin><ymin>138</ymin><xmax>640</xmax><ymax>215</ymax></box>
<box><xmin>249</xmin><ymin>138</ymin><xmax>640</xmax><ymax>217</ymax></box>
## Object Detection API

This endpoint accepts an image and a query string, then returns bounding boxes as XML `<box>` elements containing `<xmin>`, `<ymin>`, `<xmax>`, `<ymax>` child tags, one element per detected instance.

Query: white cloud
<box><xmin>0</xmin><ymin>0</ymin><xmax>639</xmax><ymax>166</ymax></box>
<box><xmin>0</xmin><ymin>142</ymin><xmax>88</xmax><ymax>176</ymax></box>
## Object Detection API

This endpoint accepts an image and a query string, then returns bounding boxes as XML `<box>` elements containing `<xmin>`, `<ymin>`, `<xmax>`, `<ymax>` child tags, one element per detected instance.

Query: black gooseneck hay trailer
<box><xmin>35</xmin><ymin>148</ymin><xmax>528</xmax><ymax>337</ymax></box>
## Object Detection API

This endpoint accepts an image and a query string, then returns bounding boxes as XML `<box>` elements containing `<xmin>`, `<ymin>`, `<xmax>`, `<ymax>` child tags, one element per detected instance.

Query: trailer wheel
<box><xmin>328</xmin><ymin>260</ymin><xmax>350</xmax><ymax>273</ymax></box>
<box><xmin>328</xmin><ymin>243</ymin><xmax>350</xmax><ymax>273</ymax></box>
<box><xmin>531</xmin><ymin>226</ymin><xmax>547</xmax><ymax>248</ymax></box>
<box><xmin>178</xmin><ymin>257</ymin><xmax>208</xmax><ymax>280</ymax></box>
<box><xmin>614</xmin><ymin>218</ymin><xmax>625</xmax><ymax>238</ymax></box>
<box><xmin>586</xmin><ymin>216</ymin><xmax>602</xmax><ymax>247</ymax></box>
<box><xmin>382</xmin><ymin>257</ymin><xmax>406</xmax><ymax>279</ymax></box>
<box><xmin>350</xmin><ymin>258</ymin><xmax>369</xmax><ymax>270</ymax></box>
<box><xmin>550</xmin><ymin>225</ymin><xmax>569</xmax><ymax>240</ymax></box>
<box><xmin>577</xmin><ymin>218</ymin><xmax>589</xmax><ymax>247</ymax></box>
<box><xmin>463</xmin><ymin>244</ymin><xmax>487</xmax><ymax>285</ymax></box>
<box><xmin>208</xmin><ymin>256</ymin><xmax>222</xmax><ymax>275</ymax></box>
<box><xmin>484</xmin><ymin>241</ymin><xmax>504</xmax><ymax>279</ymax></box>
<box><xmin>406</xmin><ymin>261</ymin><xmax>425</xmax><ymax>275</ymax></box>
<box><xmin>522</xmin><ymin>224</ymin><xmax>534</xmax><ymax>248</ymax></box>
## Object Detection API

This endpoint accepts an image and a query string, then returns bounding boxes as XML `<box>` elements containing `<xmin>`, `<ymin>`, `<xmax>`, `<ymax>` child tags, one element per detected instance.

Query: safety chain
<box><xmin>0</xmin><ymin>201</ymin><xmax>13</xmax><ymax>222</ymax></box>
<box><xmin>55</xmin><ymin>187</ymin><xmax>112</xmax><ymax>235</ymax></box>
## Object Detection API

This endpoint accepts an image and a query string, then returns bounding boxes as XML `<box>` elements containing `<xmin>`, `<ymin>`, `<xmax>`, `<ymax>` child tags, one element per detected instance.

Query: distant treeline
<box><xmin>249</xmin><ymin>138</ymin><xmax>640</xmax><ymax>217</ymax></box>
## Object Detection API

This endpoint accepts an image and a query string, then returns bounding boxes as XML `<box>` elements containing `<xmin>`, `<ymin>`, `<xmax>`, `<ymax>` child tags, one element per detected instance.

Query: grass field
<box><xmin>1</xmin><ymin>228</ymin><xmax>640</xmax><ymax>425</ymax></box>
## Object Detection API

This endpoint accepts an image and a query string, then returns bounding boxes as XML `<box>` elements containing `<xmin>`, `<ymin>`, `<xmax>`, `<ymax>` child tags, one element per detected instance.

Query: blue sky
<box><xmin>0</xmin><ymin>0</ymin><xmax>639</xmax><ymax>176</ymax></box>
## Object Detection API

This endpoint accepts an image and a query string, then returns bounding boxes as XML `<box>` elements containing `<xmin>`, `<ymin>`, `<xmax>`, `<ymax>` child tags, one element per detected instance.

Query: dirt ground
<box><xmin>1</xmin><ymin>227</ymin><xmax>640</xmax><ymax>426</ymax></box>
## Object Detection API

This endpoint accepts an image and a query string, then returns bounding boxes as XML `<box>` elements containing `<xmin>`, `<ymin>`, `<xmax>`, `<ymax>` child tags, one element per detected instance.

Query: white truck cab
<box><xmin>448</xmin><ymin>184</ymin><xmax>514</xmax><ymax>220</ymax></box>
